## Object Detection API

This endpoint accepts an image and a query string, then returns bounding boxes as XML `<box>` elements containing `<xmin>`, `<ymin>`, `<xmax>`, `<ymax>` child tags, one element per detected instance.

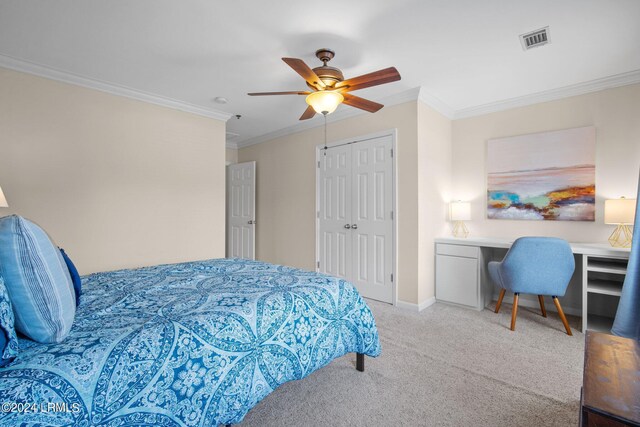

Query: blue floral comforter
<box><xmin>0</xmin><ymin>259</ymin><xmax>380</xmax><ymax>426</ymax></box>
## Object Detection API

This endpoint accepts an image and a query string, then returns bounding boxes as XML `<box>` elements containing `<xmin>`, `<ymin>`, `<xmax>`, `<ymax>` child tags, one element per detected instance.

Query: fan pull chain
<box><xmin>323</xmin><ymin>112</ymin><xmax>328</xmax><ymax>156</ymax></box>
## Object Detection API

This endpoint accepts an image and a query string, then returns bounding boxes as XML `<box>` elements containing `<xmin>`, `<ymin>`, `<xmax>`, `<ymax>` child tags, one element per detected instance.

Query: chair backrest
<box><xmin>500</xmin><ymin>237</ymin><xmax>575</xmax><ymax>296</ymax></box>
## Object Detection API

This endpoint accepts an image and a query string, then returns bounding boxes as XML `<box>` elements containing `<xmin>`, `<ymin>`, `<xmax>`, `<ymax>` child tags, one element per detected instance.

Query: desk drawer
<box><xmin>436</xmin><ymin>243</ymin><xmax>479</xmax><ymax>259</ymax></box>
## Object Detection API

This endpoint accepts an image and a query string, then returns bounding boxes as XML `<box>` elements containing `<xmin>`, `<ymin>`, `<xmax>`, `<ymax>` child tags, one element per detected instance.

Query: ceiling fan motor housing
<box><xmin>309</xmin><ymin>48</ymin><xmax>344</xmax><ymax>88</ymax></box>
<box><xmin>309</xmin><ymin>66</ymin><xmax>344</xmax><ymax>88</ymax></box>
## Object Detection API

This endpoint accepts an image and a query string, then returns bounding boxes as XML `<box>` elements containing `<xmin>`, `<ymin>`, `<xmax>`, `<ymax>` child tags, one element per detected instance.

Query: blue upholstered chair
<box><xmin>488</xmin><ymin>237</ymin><xmax>575</xmax><ymax>335</ymax></box>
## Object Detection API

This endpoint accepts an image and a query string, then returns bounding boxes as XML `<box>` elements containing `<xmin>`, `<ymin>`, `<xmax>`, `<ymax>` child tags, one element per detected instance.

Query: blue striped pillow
<box><xmin>0</xmin><ymin>215</ymin><xmax>76</xmax><ymax>343</ymax></box>
<box><xmin>0</xmin><ymin>277</ymin><xmax>18</xmax><ymax>366</ymax></box>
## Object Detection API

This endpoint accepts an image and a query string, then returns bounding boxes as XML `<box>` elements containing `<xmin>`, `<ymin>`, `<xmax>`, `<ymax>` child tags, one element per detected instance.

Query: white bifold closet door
<box><xmin>318</xmin><ymin>135</ymin><xmax>393</xmax><ymax>303</ymax></box>
<box><xmin>227</xmin><ymin>161</ymin><xmax>256</xmax><ymax>260</ymax></box>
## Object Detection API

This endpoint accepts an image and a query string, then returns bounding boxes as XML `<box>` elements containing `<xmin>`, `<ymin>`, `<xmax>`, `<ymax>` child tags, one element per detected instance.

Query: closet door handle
<box><xmin>351</xmin><ymin>224</ymin><xmax>358</xmax><ymax>230</ymax></box>
<box><xmin>344</xmin><ymin>224</ymin><xmax>351</xmax><ymax>229</ymax></box>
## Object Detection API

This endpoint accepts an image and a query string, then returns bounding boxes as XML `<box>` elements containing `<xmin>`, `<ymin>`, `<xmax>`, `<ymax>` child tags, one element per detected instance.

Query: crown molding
<box><xmin>454</xmin><ymin>69</ymin><xmax>640</xmax><ymax>119</ymax></box>
<box><xmin>417</xmin><ymin>88</ymin><xmax>455</xmax><ymax>119</ymax></box>
<box><xmin>234</xmin><ymin>87</ymin><xmax>422</xmax><ymax>149</ymax></box>
<box><xmin>225</xmin><ymin>132</ymin><xmax>241</xmax><ymax>149</ymax></box>
<box><xmin>0</xmin><ymin>54</ymin><xmax>233</xmax><ymax>122</ymax></box>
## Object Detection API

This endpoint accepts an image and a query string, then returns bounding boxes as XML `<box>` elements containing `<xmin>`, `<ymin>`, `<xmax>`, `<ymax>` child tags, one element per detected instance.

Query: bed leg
<box><xmin>356</xmin><ymin>353</ymin><xmax>365</xmax><ymax>372</ymax></box>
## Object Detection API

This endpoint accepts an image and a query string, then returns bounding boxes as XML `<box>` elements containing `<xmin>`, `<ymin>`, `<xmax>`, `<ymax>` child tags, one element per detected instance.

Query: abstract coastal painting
<box><xmin>487</xmin><ymin>126</ymin><xmax>595</xmax><ymax>221</ymax></box>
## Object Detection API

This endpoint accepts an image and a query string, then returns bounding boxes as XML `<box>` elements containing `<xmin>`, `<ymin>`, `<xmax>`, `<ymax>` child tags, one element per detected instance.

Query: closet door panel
<box><xmin>318</xmin><ymin>146</ymin><xmax>352</xmax><ymax>280</ymax></box>
<box><xmin>350</xmin><ymin>136</ymin><xmax>394</xmax><ymax>303</ymax></box>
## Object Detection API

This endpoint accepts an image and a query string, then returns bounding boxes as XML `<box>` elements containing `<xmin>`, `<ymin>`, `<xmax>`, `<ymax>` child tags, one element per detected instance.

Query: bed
<box><xmin>0</xmin><ymin>258</ymin><xmax>380</xmax><ymax>426</ymax></box>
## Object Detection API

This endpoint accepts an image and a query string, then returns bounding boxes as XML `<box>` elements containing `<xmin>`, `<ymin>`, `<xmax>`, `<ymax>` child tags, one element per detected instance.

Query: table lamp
<box><xmin>604</xmin><ymin>197</ymin><xmax>635</xmax><ymax>248</ymax></box>
<box><xmin>450</xmin><ymin>201</ymin><xmax>470</xmax><ymax>238</ymax></box>
<box><xmin>0</xmin><ymin>185</ymin><xmax>7</xmax><ymax>208</ymax></box>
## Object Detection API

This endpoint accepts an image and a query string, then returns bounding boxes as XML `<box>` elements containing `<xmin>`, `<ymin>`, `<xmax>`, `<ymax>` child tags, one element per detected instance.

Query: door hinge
<box><xmin>390</xmin><ymin>211</ymin><xmax>394</xmax><ymax>220</ymax></box>
<box><xmin>317</xmin><ymin>161</ymin><xmax>321</xmax><ymax>168</ymax></box>
<box><xmin>317</xmin><ymin>261</ymin><xmax>320</xmax><ymax>269</ymax></box>
<box><xmin>390</xmin><ymin>148</ymin><xmax>393</xmax><ymax>157</ymax></box>
<box><xmin>317</xmin><ymin>211</ymin><xmax>320</xmax><ymax>219</ymax></box>
<box><xmin>390</xmin><ymin>273</ymin><xmax>393</xmax><ymax>282</ymax></box>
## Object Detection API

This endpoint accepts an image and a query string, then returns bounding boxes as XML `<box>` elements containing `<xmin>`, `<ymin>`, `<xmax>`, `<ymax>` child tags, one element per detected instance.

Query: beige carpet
<box><xmin>240</xmin><ymin>300</ymin><xmax>584</xmax><ymax>427</ymax></box>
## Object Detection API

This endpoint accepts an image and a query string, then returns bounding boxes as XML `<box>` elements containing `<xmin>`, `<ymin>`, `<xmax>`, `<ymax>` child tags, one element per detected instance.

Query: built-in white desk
<box><xmin>434</xmin><ymin>237</ymin><xmax>631</xmax><ymax>332</ymax></box>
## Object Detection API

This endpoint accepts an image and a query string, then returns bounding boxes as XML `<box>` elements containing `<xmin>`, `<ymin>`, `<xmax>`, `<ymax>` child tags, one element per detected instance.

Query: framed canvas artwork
<box><xmin>487</xmin><ymin>126</ymin><xmax>596</xmax><ymax>221</ymax></box>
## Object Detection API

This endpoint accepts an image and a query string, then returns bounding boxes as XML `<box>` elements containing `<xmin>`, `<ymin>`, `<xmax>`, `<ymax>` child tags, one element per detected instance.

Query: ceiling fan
<box><xmin>248</xmin><ymin>48</ymin><xmax>401</xmax><ymax>120</ymax></box>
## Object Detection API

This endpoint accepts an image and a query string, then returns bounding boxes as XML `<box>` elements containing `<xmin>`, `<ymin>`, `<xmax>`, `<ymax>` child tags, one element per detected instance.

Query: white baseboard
<box><xmin>492</xmin><ymin>293</ymin><xmax>581</xmax><ymax>317</ymax></box>
<box><xmin>396</xmin><ymin>297</ymin><xmax>436</xmax><ymax>312</ymax></box>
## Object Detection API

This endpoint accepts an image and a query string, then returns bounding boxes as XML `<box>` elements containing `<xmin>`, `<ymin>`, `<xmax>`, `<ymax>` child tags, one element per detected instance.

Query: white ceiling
<box><xmin>0</xmin><ymin>0</ymin><xmax>639</xmax><ymax>144</ymax></box>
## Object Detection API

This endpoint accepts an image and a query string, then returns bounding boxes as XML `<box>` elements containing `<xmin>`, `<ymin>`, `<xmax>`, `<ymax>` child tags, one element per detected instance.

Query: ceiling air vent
<box><xmin>520</xmin><ymin>26</ymin><xmax>550</xmax><ymax>50</ymax></box>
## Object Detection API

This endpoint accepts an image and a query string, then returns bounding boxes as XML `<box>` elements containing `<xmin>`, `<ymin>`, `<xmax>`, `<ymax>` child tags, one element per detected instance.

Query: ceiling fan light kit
<box><xmin>248</xmin><ymin>48</ymin><xmax>401</xmax><ymax>120</ymax></box>
<box><xmin>306</xmin><ymin>91</ymin><xmax>344</xmax><ymax>115</ymax></box>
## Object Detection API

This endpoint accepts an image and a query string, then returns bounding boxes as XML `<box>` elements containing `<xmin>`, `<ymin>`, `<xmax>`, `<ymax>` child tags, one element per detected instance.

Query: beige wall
<box><xmin>239</xmin><ymin>102</ymin><xmax>433</xmax><ymax>304</ymax></box>
<box><xmin>452</xmin><ymin>84</ymin><xmax>640</xmax><ymax>243</ymax></box>
<box><xmin>417</xmin><ymin>101</ymin><xmax>452</xmax><ymax>303</ymax></box>
<box><xmin>226</xmin><ymin>148</ymin><xmax>238</xmax><ymax>164</ymax></box>
<box><xmin>0</xmin><ymin>68</ymin><xmax>227</xmax><ymax>274</ymax></box>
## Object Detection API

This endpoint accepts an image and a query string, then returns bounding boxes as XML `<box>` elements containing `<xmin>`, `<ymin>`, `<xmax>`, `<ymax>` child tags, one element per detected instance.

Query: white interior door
<box><xmin>318</xmin><ymin>145</ymin><xmax>352</xmax><ymax>280</ymax></box>
<box><xmin>317</xmin><ymin>135</ymin><xmax>394</xmax><ymax>303</ymax></box>
<box><xmin>350</xmin><ymin>136</ymin><xmax>394</xmax><ymax>303</ymax></box>
<box><xmin>227</xmin><ymin>161</ymin><xmax>256</xmax><ymax>259</ymax></box>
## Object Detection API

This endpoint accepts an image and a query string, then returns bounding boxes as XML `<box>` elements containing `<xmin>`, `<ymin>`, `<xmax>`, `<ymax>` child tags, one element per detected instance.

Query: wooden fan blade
<box><xmin>335</xmin><ymin>67</ymin><xmax>401</xmax><ymax>92</ymax></box>
<box><xmin>282</xmin><ymin>58</ymin><xmax>326</xmax><ymax>90</ymax></box>
<box><xmin>247</xmin><ymin>91</ymin><xmax>311</xmax><ymax>96</ymax></box>
<box><xmin>342</xmin><ymin>94</ymin><xmax>383</xmax><ymax>113</ymax></box>
<box><xmin>299</xmin><ymin>105</ymin><xmax>316</xmax><ymax>120</ymax></box>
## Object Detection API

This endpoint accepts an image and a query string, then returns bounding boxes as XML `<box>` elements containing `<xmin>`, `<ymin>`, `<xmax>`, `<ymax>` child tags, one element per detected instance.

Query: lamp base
<box><xmin>452</xmin><ymin>221</ymin><xmax>469</xmax><ymax>238</ymax></box>
<box><xmin>608</xmin><ymin>224</ymin><xmax>633</xmax><ymax>248</ymax></box>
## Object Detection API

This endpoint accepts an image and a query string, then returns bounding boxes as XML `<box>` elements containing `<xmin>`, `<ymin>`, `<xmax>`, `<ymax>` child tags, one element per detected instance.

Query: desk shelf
<box><xmin>583</xmin><ymin>255</ymin><xmax>627</xmax><ymax>332</ymax></box>
<box><xmin>587</xmin><ymin>257</ymin><xmax>628</xmax><ymax>275</ymax></box>
<box><xmin>585</xmin><ymin>314</ymin><xmax>615</xmax><ymax>334</ymax></box>
<box><xmin>587</xmin><ymin>262</ymin><xmax>627</xmax><ymax>275</ymax></box>
<box><xmin>587</xmin><ymin>279</ymin><xmax>623</xmax><ymax>297</ymax></box>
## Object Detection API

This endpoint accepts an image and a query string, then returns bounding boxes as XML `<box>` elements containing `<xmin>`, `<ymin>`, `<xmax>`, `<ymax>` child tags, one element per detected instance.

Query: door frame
<box><xmin>315</xmin><ymin>129</ymin><xmax>397</xmax><ymax>306</ymax></box>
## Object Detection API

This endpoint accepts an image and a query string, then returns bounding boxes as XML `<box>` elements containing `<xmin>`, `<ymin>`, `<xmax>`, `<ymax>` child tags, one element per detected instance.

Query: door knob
<box><xmin>344</xmin><ymin>224</ymin><xmax>351</xmax><ymax>229</ymax></box>
<box><xmin>248</xmin><ymin>220</ymin><xmax>255</xmax><ymax>225</ymax></box>
<box><xmin>351</xmin><ymin>224</ymin><xmax>358</xmax><ymax>229</ymax></box>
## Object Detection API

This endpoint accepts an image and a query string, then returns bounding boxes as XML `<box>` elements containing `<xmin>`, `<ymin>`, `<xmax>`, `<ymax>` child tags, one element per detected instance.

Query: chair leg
<box><xmin>495</xmin><ymin>289</ymin><xmax>506</xmax><ymax>313</ymax></box>
<box><xmin>510</xmin><ymin>293</ymin><xmax>519</xmax><ymax>331</ymax></box>
<box><xmin>538</xmin><ymin>295</ymin><xmax>547</xmax><ymax>317</ymax></box>
<box><xmin>552</xmin><ymin>296</ymin><xmax>572</xmax><ymax>336</ymax></box>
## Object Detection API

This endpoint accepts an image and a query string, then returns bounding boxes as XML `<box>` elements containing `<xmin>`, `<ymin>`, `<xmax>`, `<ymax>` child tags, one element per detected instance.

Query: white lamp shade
<box><xmin>305</xmin><ymin>91</ymin><xmax>344</xmax><ymax>115</ymax></box>
<box><xmin>604</xmin><ymin>198</ymin><xmax>636</xmax><ymax>224</ymax></box>
<box><xmin>450</xmin><ymin>201</ymin><xmax>471</xmax><ymax>221</ymax></box>
<box><xmin>0</xmin><ymin>186</ymin><xmax>7</xmax><ymax>208</ymax></box>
